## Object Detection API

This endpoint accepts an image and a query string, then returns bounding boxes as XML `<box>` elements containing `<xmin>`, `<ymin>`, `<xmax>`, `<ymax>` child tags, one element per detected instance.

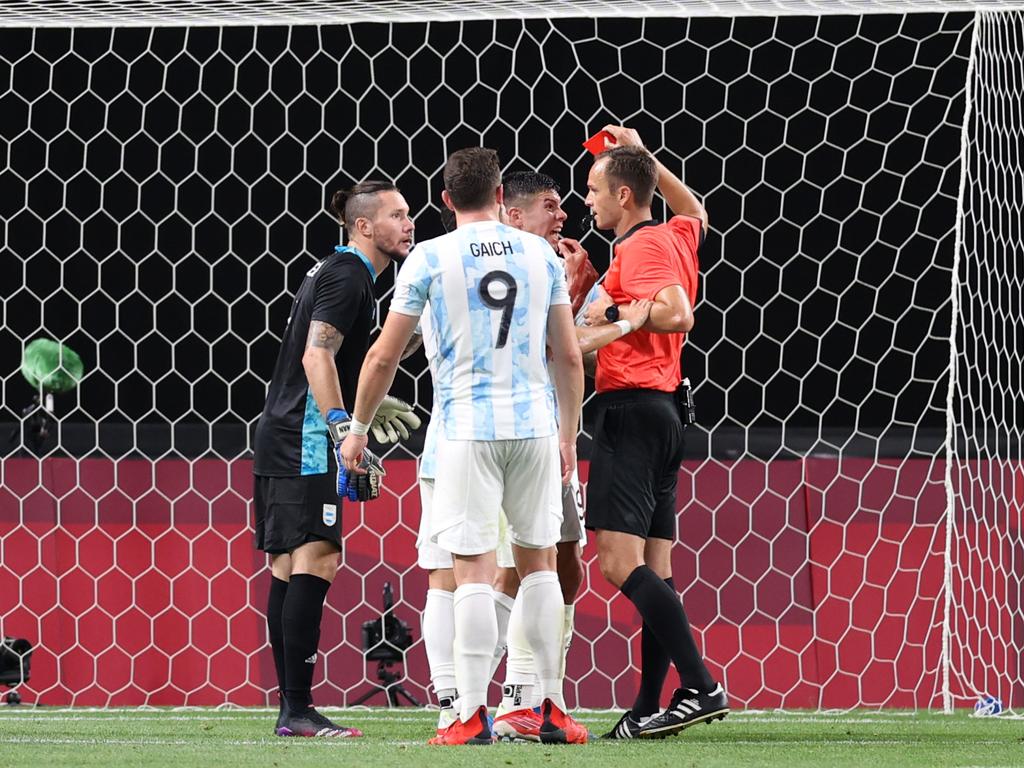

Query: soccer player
<box><xmin>340</xmin><ymin>147</ymin><xmax>587</xmax><ymax>745</ymax></box>
<box><xmin>580</xmin><ymin>126</ymin><xmax>730</xmax><ymax>739</ymax></box>
<box><xmin>417</xmin><ymin>178</ymin><xmax>652</xmax><ymax>740</ymax></box>
<box><xmin>252</xmin><ymin>180</ymin><xmax>419</xmax><ymax>738</ymax></box>
<box><xmin>490</xmin><ymin>171</ymin><xmax>595</xmax><ymax>739</ymax></box>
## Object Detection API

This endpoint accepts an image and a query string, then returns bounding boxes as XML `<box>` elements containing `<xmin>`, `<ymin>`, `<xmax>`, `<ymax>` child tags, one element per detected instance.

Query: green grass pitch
<box><xmin>1</xmin><ymin>707</ymin><xmax>1021</xmax><ymax>767</ymax></box>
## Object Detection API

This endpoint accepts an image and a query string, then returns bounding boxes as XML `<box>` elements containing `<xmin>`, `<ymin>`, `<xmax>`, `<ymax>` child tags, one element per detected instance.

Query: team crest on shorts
<box><xmin>322</xmin><ymin>504</ymin><xmax>337</xmax><ymax>526</ymax></box>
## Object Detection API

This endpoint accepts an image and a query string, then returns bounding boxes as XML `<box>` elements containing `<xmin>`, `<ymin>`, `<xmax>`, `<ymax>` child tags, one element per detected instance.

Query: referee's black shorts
<box><xmin>253</xmin><ymin>470</ymin><xmax>343</xmax><ymax>555</ymax></box>
<box><xmin>585</xmin><ymin>388</ymin><xmax>686</xmax><ymax>541</ymax></box>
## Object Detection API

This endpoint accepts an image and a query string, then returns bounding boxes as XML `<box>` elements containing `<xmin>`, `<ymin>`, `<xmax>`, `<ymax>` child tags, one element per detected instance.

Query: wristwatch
<box><xmin>604</xmin><ymin>304</ymin><xmax>620</xmax><ymax>322</ymax></box>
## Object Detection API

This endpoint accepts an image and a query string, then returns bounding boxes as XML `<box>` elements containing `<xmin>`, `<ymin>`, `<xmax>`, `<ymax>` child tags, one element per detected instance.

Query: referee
<box><xmin>580</xmin><ymin>128</ymin><xmax>730</xmax><ymax>739</ymax></box>
<box><xmin>252</xmin><ymin>180</ymin><xmax>416</xmax><ymax>737</ymax></box>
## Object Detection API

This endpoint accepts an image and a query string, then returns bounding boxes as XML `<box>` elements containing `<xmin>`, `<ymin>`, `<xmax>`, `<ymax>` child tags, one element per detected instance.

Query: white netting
<box><xmin>2</xmin><ymin>1</ymin><xmax>1024</xmax><ymax>27</ymax></box>
<box><xmin>945</xmin><ymin>9</ymin><xmax>1024</xmax><ymax>713</ymax></box>
<box><xmin>0</xmin><ymin>5</ymin><xmax>1019</xmax><ymax>710</ymax></box>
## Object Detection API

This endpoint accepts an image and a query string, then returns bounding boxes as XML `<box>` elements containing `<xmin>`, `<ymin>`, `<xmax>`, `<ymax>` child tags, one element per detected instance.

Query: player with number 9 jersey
<box><xmin>390</xmin><ymin>220</ymin><xmax>570</xmax><ymax>441</ymax></box>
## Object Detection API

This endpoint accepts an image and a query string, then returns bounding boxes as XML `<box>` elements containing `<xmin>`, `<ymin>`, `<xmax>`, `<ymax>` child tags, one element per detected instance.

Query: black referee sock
<box><xmin>631</xmin><ymin>576</ymin><xmax>676</xmax><ymax>717</ymax></box>
<box><xmin>267</xmin><ymin>576</ymin><xmax>289</xmax><ymax>697</ymax></box>
<box><xmin>620</xmin><ymin>566</ymin><xmax>715</xmax><ymax>694</ymax></box>
<box><xmin>282</xmin><ymin>573</ymin><xmax>332</xmax><ymax>714</ymax></box>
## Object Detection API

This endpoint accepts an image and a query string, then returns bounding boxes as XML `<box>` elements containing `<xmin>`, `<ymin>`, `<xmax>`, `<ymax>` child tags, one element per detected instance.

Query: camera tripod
<box><xmin>350</xmin><ymin>658</ymin><xmax>421</xmax><ymax>707</ymax></box>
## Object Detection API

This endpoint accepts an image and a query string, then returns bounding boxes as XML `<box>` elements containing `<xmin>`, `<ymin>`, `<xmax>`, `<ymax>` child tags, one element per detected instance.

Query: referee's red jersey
<box><xmin>595</xmin><ymin>214</ymin><xmax>702</xmax><ymax>393</ymax></box>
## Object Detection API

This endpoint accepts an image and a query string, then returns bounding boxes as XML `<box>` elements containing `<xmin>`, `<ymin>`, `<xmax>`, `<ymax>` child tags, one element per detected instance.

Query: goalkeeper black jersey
<box><xmin>253</xmin><ymin>246</ymin><xmax>377</xmax><ymax>477</ymax></box>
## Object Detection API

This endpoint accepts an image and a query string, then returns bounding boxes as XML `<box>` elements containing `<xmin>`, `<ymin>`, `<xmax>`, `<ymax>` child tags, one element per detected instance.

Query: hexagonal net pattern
<box><xmin>945</xmin><ymin>10</ymin><xmax>1024</xmax><ymax>714</ymax></box>
<box><xmin>0</xmin><ymin>6</ymin><xmax>1019</xmax><ymax>711</ymax></box>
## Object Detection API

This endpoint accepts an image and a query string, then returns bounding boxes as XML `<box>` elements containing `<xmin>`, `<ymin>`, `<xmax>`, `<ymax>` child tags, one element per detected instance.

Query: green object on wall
<box><xmin>21</xmin><ymin>339</ymin><xmax>84</xmax><ymax>393</ymax></box>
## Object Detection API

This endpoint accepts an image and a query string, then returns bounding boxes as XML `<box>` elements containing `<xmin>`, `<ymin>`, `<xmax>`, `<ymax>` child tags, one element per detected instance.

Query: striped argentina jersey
<box><xmin>391</xmin><ymin>220</ymin><xmax>570</xmax><ymax>441</ymax></box>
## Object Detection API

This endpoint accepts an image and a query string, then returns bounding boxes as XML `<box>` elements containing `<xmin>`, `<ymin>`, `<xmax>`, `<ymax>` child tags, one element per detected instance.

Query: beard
<box><xmin>377</xmin><ymin>237</ymin><xmax>411</xmax><ymax>263</ymax></box>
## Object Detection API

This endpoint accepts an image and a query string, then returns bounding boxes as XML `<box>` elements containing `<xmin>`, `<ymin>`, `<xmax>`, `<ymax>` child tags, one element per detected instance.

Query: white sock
<box><xmin>422</xmin><ymin>588</ymin><xmax>457</xmax><ymax>697</ymax></box>
<box><xmin>500</xmin><ymin>591</ymin><xmax>536</xmax><ymax>713</ymax></box>
<box><xmin>489</xmin><ymin>590</ymin><xmax>515</xmax><ymax>682</ymax></box>
<box><xmin>519</xmin><ymin>570</ymin><xmax>566</xmax><ymax>710</ymax></box>
<box><xmin>453</xmin><ymin>582</ymin><xmax>498</xmax><ymax>722</ymax></box>
<box><xmin>559</xmin><ymin>604</ymin><xmax>575</xmax><ymax>683</ymax></box>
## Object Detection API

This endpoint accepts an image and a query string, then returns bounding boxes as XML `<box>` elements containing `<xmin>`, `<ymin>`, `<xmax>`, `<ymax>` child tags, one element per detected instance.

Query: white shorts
<box><xmin>416</xmin><ymin>478</ymin><xmax>515</xmax><ymax>570</ymax></box>
<box><xmin>431</xmin><ymin>435</ymin><xmax>563</xmax><ymax>556</ymax></box>
<box><xmin>559</xmin><ymin>468</ymin><xmax>586</xmax><ymax>547</ymax></box>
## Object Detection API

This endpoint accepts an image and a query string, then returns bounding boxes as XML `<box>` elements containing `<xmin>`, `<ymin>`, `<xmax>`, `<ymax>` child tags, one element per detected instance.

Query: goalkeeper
<box><xmin>252</xmin><ymin>180</ymin><xmax>420</xmax><ymax>738</ymax></box>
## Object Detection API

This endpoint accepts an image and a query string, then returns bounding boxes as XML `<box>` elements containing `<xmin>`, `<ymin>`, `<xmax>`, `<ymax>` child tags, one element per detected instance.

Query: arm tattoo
<box><xmin>306</xmin><ymin>320</ymin><xmax>344</xmax><ymax>355</ymax></box>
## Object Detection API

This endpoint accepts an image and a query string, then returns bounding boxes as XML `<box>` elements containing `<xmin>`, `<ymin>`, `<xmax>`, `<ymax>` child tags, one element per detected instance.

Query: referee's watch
<box><xmin>604</xmin><ymin>304</ymin><xmax>620</xmax><ymax>323</ymax></box>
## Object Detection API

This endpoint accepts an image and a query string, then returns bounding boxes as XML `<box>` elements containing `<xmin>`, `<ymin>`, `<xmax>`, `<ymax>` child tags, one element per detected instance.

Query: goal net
<box><xmin>0</xmin><ymin>1</ymin><xmax>1020</xmax><ymax>711</ymax></box>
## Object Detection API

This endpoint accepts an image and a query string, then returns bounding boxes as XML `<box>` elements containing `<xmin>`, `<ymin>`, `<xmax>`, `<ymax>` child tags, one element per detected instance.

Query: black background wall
<box><xmin>0</xmin><ymin>13</ymin><xmax>973</xmax><ymax>459</ymax></box>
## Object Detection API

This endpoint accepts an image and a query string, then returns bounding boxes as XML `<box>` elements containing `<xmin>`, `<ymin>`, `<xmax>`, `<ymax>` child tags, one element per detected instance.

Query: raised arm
<box><xmin>601</xmin><ymin>124</ymin><xmax>708</xmax><ymax>232</ymax></box>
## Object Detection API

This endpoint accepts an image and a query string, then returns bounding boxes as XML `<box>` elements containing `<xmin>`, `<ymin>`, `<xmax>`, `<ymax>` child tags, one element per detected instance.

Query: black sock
<box><xmin>267</xmin><ymin>576</ymin><xmax>289</xmax><ymax>697</ymax></box>
<box><xmin>631</xmin><ymin>577</ymin><xmax>675</xmax><ymax>717</ymax></box>
<box><xmin>620</xmin><ymin>566</ymin><xmax>714</xmax><ymax>694</ymax></box>
<box><xmin>282</xmin><ymin>573</ymin><xmax>332</xmax><ymax>713</ymax></box>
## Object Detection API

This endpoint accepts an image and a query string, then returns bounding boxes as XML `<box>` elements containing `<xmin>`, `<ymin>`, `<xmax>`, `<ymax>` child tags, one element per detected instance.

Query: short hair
<box><xmin>598</xmin><ymin>146</ymin><xmax>657</xmax><ymax>208</ymax></box>
<box><xmin>329</xmin><ymin>180</ymin><xmax>398</xmax><ymax>228</ymax></box>
<box><xmin>443</xmin><ymin>147</ymin><xmax>501</xmax><ymax>211</ymax></box>
<box><xmin>503</xmin><ymin>171</ymin><xmax>560</xmax><ymax>209</ymax></box>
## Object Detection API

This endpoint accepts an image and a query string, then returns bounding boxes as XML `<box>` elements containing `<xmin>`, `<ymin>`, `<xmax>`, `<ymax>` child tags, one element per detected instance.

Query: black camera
<box><xmin>360</xmin><ymin>582</ymin><xmax>413</xmax><ymax>662</ymax></box>
<box><xmin>0</xmin><ymin>637</ymin><xmax>32</xmax><ymax>705</ymax></box>
<box><xmin>352</xmin><ymin>583</ymin><xmax>420</xmax><ymax>706</ymax></box>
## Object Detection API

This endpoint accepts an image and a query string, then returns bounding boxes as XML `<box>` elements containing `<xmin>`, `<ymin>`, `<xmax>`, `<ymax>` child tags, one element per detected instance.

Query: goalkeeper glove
<box><xmin>337</xmin><ymin>447</ymin><xmax>386</xmax><ymax>502</ymax></box>
<box><xmin>371</xmin><ymin>395</ymin><xmax>421</xmax><ymax>444</ymax></box>
<box><xmin>326</xmin><ymin>408</ymin><xmax>387</xmax><ymax>502</ymax></box>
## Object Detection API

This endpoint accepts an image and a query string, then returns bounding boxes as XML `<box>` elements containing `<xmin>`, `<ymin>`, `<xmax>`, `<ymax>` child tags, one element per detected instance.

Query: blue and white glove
<box><xmin>327</xmin><ymin>408</ymin><xmax>386</xmax><ymax>502</ymax></box>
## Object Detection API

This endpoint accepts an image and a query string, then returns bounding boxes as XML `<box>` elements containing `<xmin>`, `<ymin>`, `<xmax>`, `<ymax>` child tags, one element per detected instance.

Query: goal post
<box><xmin>0</xmin><ymin>1</ymin><xmax>1020</xmax><ymax>711</ymax></box>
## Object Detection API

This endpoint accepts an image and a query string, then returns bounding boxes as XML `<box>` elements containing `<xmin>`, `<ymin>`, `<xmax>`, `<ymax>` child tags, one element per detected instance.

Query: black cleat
<box><xmin>601</xmin><ymin>710</ymin><xmax>647</xmax><ymax>739</ymax></box>
<box><xmin>276</xmin><ymin>706</ymin><xmax>363</xmax><ymax>738</ymax></box>
<box><xmin>637</xmin><ymin>683</ymin><xmax>729</xmax><ymax>739</ymax></box>
<box><xmin>274</xmin><ymin>692</ymin><xmax>287</xmax><ymax>735</ymax></box>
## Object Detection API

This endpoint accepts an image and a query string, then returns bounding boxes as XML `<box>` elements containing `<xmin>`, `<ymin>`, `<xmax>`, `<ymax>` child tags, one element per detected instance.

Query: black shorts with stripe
<box><xmin>253</xmin><ymin>470</ymin><xmax>343</xmax><ymax>555</ymax></box>
<box><xmin>585</xmin><ymin>389</ymin><xmax>686</xmax><ymax>541</ymax></box>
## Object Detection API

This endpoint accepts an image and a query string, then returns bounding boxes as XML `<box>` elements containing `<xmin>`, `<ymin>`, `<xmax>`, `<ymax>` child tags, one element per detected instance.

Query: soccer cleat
<box><xmin>275</xmin><ymin>707</ymin><xmax>363</xmax><ymax>738</ymax></box>
<box><xmin>428</xmin><ymin>705</ymin><xmax>494</xmax><ymax>745</ymax></box>
<box><xmin>493</xmin><ymin>707</ymin><xmax>543</xmax><ymax>742</ymax></box>
<box><xmin>538</xmin><ymin>698</ymin><xmax>588</xmax><ymax>744</ymax></box>
<box><xmin>436</xmin><ymin>695</ymin><xmax>458</xmax><ymax>736</ymax></box>
<box><xmin>637</xmin><ymin>683</ymin><xmax>729</xmax><ymax>739</ymax></box>
<box><xmin>601</xmin><ymin>710</ymin><xmax>648</xmax><ymax>739</ymax></box>
<box><xmin>274</xmin><ymin>691</ymin><xmax>287</xmax><ymax>735</ymax></box>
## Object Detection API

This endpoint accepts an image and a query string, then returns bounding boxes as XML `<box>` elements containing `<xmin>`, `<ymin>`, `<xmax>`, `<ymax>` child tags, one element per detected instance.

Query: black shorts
<box><xmin>585</xmin><ymin>389</ymin><xmax>686</xmax><ymax>541</ymax></box>
<box><xmin>253</xmin><ymin>471</ymin><xmax>343</xmax><ymax>555</ymax></box>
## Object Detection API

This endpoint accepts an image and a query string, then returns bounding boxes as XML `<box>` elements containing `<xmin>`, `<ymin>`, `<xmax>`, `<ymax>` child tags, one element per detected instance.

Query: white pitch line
<box><xmin>0</xmin><ymin>736</ymin><xmax>423</xmax><ymax>747</ymax></box>
<box><xmin>0</xmin><ymin>713</ymin><xmax>920</xmax><ymax>725</ymax></box>
<box><xmin>1</xmin><ymin>735</ymin><xmax>1016</xmax><ymax>749</ymax></box>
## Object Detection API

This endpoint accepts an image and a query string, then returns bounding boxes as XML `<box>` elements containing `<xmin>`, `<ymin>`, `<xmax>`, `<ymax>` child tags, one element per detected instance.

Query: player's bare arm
<box><xmin>301</xmin><ymin>320</ymin><xmax>346</xmax><ymax>417</ymax></box>
<box><xmin>583</xmin><ymin>284</ymin><xmax>615</xmax><ymax>326</ymax></box>
<box><xmin>601</xmin><ymin>124</ymin><xmax>708</xmax><ymax>231</ymax></box>
<box><xmin>547</xmin><ymin>303</ymin><xmax>584</xmax><ymax>485</ymax></box>
<box><xmin>339</xmin><ymin>310</ymin><xmax>420</xmax><ymax>471</ymax></box>
<box><xmin>644</xmin><ymin>284</ymin><xmax>694</xmax><ymax>334</ymax></box>
<box><xmin>576</xmin><ymin>299</ymin><xmax>653</xmax><ymax>355</ymax></box>
<box><xmin>559</xmin><ymin>237</ymin><xmax>600</xmax><ymax>315</ymax></box>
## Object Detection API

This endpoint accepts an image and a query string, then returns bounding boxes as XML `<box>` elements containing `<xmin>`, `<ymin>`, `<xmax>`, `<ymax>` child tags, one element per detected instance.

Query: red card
<box><xmin>583</xmin><ymin>130</ymin><xmax>615</xmax><ymax>155</ymax></box>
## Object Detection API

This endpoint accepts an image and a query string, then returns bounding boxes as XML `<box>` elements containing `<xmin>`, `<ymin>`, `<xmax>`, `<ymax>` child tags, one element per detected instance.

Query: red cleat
<box><xmin>539</xmin><ymin>698</ymin><xmax>588</xmax><ymax>744</ymax></box>
<box><xmin>428</xmin><ymin>705</ymin><xmax>494</xmax><ymax>745</ymax></box>
<box><xmin>493</xmin><ymin>707</ymin><xmax>542</xmax><ymax>742</ymax></box>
